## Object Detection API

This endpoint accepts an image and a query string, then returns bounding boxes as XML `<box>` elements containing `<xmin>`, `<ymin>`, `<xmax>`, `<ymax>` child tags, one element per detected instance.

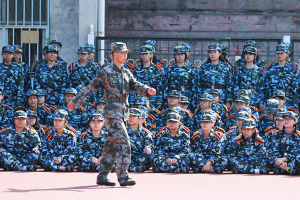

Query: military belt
<box><xmin>204</xmin><ymin>86</ymin><xmax>225</xmax><ymax>89</ymax></box>
<box><xmin>106</xmin><ymin>97</ymin><xmax>127</xmax><ymax>103</ymax></box>
<box><xmin>170</xmin><ymin>87</ymin><xmax>190</xmax><ymax>92</ymax></box>
<box><xmin>3</xmin><ymin>94</ymin><xmax>17</xmax><ymax>99</ymax></box>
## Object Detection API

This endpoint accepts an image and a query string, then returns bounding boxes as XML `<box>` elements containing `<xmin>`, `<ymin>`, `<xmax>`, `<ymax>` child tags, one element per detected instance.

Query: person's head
<box><xmin>0</xmin><ymin>86</ymin><xmax>4</xmax><ymax>102</ymax></box>
<box><xmin>110</xmin><ymin>42</ymin><xmax>130</xmax><ymax>65</ymax></box>
<box><xmin>86</xmin><ymin>44</ymin><xmax>96</xmax><ymax>61</ymax></box>
<box><xmin>235</xmin><ymin>96</ymin><xmax>250</xmax><ymax>110</ymax></box>
<box><xmin>273</xmin><ymin>90</ymin><xmax>286</xmax><ymax>108</ymax></box>
<box><xmin>234</xmin><ymin>89</ymin><xmax>250</xmax><ymax>102</ymax></box>
<box><xmin>2</xmin><ymin>45</ymin><xmax>14</xmax><ymax>64</ymax></box>
<box><xmin>219</xmin><ymin>44</ymin><xmax>228</xmax><ymax>60</ymax></box>
<box><xmin>64</xmin><ymin>88</ymin><xmax>77</xmax><ymax>104</ymax></box>
<box><xmin>26</xmin><ymin>110</ymin><xmax>38</xmax><ymax>126</ymax></box>
<box><xmin>136</xmin><ymin>106</ymin><xmax>148</xmax><ymax>126</ymax></box>
<box><xmin>207</xmin><ymin>44</ymin><xmax>222</xmax><ymax>63</ymax></box>
<box><xmin>199</xmin><ymin>93</ymin><xmax>213</xmax><ymax>110</ymax></box>
<box><xmin>167</xmin><ymin>90</ymin><xmax>181</xmax><ymax>107</ymax></box>
<box><xmin>140</xmin><ymin>45</ymin><xmax>153</xmax><ymax>63</ymax></box>
<box><xmin>45</xmin><ymin>45</ymin><xmax>59</xmax><ymax>62</ymax></box>
<box><xmin>265</xmin><ymin>99</ymin><xmax>279</xmax><ymax>120</ymax></box>
<box><xmin>42</xmin><ymin>46</ymin><xmax>48</xmax><ymax>59</ymax></box>
<box><xmin>236</xmin><ymin>111</ymin><xmax>251</xmax><ymax>129</ymax></box>
<box><xmin>244</xmin><ymin>40</ymin><xmax>257</xmax><ymax>48</ymax></box>
<box><xmin>275</xmin><ymin>43</ymin><xmax>289</xmax><ymax>63</ymax></box>
<box><xmin>166</xmin><ymin>113</ymin><xmax>181</xmax><ymax>131</ymax></box>
<box><xmin>128</xmin><ymin>108</ymin><xmax>142</xmax><ymax>125</ymax></box>
<box><xmin>275</xmin><ymin>112</ymin><xmax>285</xmax><ymax>131</ymax></box>
<box><xmin>50</xmin><ymin>40</ymin><xmax>62</xmax><ymax>53</ymax></box>
<box><xmin>179</xmin><ymin>43</ymin><xmax>191</xmax><ymax>58</ymax></box>
<box><xmin>36</xmin><ymin>89</ymin><xmax>47</xmax><ymax>106</ymax></box>
<box><xmin>174</xmin><ymin>45</ymin><xmax>187</xmax><ymax>64</ymax></box>
<box><xmin>107</xmin><ymin>45</ymin><xmax>113</xmax><ymax>61</ymax></box>
<box><xmin>282</xmin><ymin>111</ymin><xmax>298</xmax><ymax>130</ymax></box>
<box><xmin>243</xmin><ymin>46</ymin><xmax>257</xmax><ymax>64</ymax></box>
<box><xmin>134</xmin><ymin>95</ymin><xmax>148</xmax><ymax>108</ymax></box>
<box><xmin>53</xmin><ymin>109</ymin><xmax>68</xmax><ymax>129</ymax></box>
<box><xmin>13</xmin><ymin>45</ymin><xmax>23</xmax><ymax>62</ymax></box>
<box><xmin>200</xmin><ymin>114</ymin><xmax>215</xmax><ymax>131</ymax></box>
<box><xmin>209</xmin><ymin>89</ymin><xmax>222</xmax><ymax>104</ymax></box>
<box><xmin>13</xmin><ymin>111</ymin><xmax>27</xmax><ymax>129</ymax></box>
<box><xmin>89</xmin><ymin>113</ymin><xmax>104</xmax><ymax>131</ymax></box>
<box><xmin>95</xmin><ymin>97</ymin><xmax>106</xmax><ymax>110</ymax></box>
<box><xmin>77</xmin><ymin>45</ymin><xmax>89</xmax><ymax>62</ymax></box>
<box><xmin>241</xmin><ymin>119</ymin><xmax>256</xmax><ymax>138</ymax></box>
<box><xmin>144</xmin><ymin>40</ymin><xmax>156</xmax><ymax>55</ymax></box>
<box><xmin>179</xmin><ymin>96</ymin><xmax>189</xmax><ymax>110</ymax></box>
<box><xmin>26</xmin><ymin>90</ymin><xmax>38</xmax><ymax>108</ymax></box>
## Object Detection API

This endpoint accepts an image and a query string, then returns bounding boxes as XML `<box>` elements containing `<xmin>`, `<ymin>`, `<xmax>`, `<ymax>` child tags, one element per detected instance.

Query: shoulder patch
<box><xmin>258</xmin><ymin>114</ymin><xmax>265</xmax><ymax>120</ymax></box>
<box><xmin>252</xmin><ymin>106</ymin><xmax>260</xmax><ymax>112</ymax></box>
<box><xmin>143</xmin><ymin>127</ymin><xmax>153</xmax><ymax>136</ymax></box>
<box><xmin>297</xmin><ymin>130</ymin><xmax>300</xmax><ymax>137</ymax></box>
<box><xmin>133</xmin><ymin>60</ymin><xmax>141</xmax><ymax>68</ymax></box>
<box><xmin>159</xmin><ymin>109</ymin><xmax>166</xmax><ymax>114</ymax></box>
<box><xmin>223</xmin><ymin>105</ymin><xmax>228</xmax><ymax>113</ymax></box>
<box><xmin>80</xmin><ymin>128</ymin><xmax>90</xmax><ymax>139</ymax></box>
<box><xmin>228</xmin><ymin>113</ymin><xmax>235</xmax><ymax>120</ymax></box>
<box><xmin>183</xmin><ymin>131</ymin><xmax>190</xmax><ymax>138</ymax></box>
<box><xmin>264</xmin><ymin>126</ymin><xmax>273</xmax><ymax>132</ymax></box>
<box><xmin>68</xmin><ymin>126</ymin><xmax>77</xmax><ymax>133</ymax></box>
<box><xmin>228</xmin><ymin>108</ymin><xmax>233</xmax><ymax>113</ymax></box>
<box><xmin>265</xmin><ymin>129</ymin><xmax>273</xmax><ymax>135</ymax></box>
<box><xmin>160</xmin><ymin>58</ymin><xmax>167</xmax><ymax>65</ymax></box>
<box><xmin>68</xmin><ymin>130</ymin><xmax>76</xmax><ymax>137</ymax></box>
<box><xmin>216</xmin><ymin>127</ymin><xmax>224</xmax><ymax>133</ymax></box>
<box><xmin>28</xmin><ymin>126</ymin><xmax>38</xmax><ymax>135</ymax></box>
<box><xmin>44</xmin><ymin>127</ymin><xmax>52</xmax><ymax>132</ymax></box>
<box><xmin>230</xmin><ymin>126</ymin><xmax>237</xmax><ymax>130</ymax></box>
<box><xmin>79</xmin><ymin>106</ymin><xmax>87</xmax><ymax>112</ymax></box>
<box><xmin>255</xmin><ymin>137</ymin><xmax>264</xmax><ymax>144</ymax></box>
<box><xmin>155</xmin><ymin>63</ymin><xmax>163</xmax><ymax>70</ymax></box>
<box><xmin>267</xmin><ymin>61</ymin><xmax>275</xmax><ymax>70</ymax></box>
<box><xmin>50</xmin><ymin>105</ymin><xmax>58</xmax><ymax>111</ymax></box>
<box><xmin>235</xmin><ymin>136</ymin><xmax>243</xmax><ymax>143</ymax></box>
<box><xmin>149</xmin><ymin>114</ymin><xmax>156</xmax><ymax>120</ymax></box>
<box><xmin>182</xmin><ymin>126</ymin><xmax>191</xmax><ymax>133</ymax></box>
<box><xmin>3</xmin><ymin>104</ymin><xmax>13</xmax><ymax>110</ymax></box>
<box><xmin>100</xmin><ymin>63</ymin><xmax>106</xmax><ymax>69</ymax></box>
<box><xmin>191</xmin><ymin>131</ymin><xmax>200</xmax><ymax>140</ymax></box>
<box><xmin>41</xmin><ymin>128</ymin><xmax>45</xmax><ymax>134</ymax></box>
<box><xmin>70</xmin><ymin>63</ymin><xmax>75</xmax><ymax>71</ymax></box>
<box><xmin>292</xmin><ymin>62</ymin><xmax>299</xmax><ymax>70</ymax></box>
<box><xmin>156</xmin><ymin>126</ymin><xmax>167</xmax><ymax>136</ymax></box>
<box><xmin>43</xmin><ymin>106</ymin><xmax>51</xmax><ymax>113</ymax></box>
<box><xmin>0</xmin><ymin>127</ymin><xmax>9</xmax><ymax>133</ymax></box>
<box><xmin>148</xmin><ymin>123</ymin><xmax>156</xmax><ymax>129</ymax></box>
<box><xmin>234</xmin><ymin>67</ymin><xmax>241</xmax><ymax>73</ymax></box>
<box><xmin>214</xmin><ymin>132</ymin><xmax>221</xmax><ymax>140</ymax></box>
<box><xmin>87</xmin><ymin>103</ymin><xmax>95</xmax><ymax>107</ymax></box>
<box><xmin>272</xmin><ymin>130</ymin><xmax>280</xmax><ymax>134</ymax></box>
<box><xmin>46</xmin><ymin>132</ymin><xmax>53</xmax><ymax>141</ymax></box>
<box><xmin>258</xmin><ymin>67</ymin><xmax>265</xmax><ymax>73</ymax></box>
<box><xmin>127</xmin><ymin>62</ymin><xmax>134</xmax><ymax>69</ymax></box>
<box><xmin>226</xmin><ymin>129</ymin><xmax>234</xmax><ymax>135</ymax></box>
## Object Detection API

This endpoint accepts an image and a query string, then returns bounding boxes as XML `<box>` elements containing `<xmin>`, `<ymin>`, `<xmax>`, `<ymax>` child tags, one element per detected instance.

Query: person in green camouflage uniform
<box><xmin>68</xmin><ymin>42</ymin><xmax>156</xmax><ymax>186</ymax></box>
<box><xmin>0</xmin><ymin>111</ymin><xmax>40</xmax><ymax>171</ymax></box>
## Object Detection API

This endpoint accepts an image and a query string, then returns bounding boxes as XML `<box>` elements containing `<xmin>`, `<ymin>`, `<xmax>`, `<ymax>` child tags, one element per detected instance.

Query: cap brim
<box><xmin>167</xmin><ymin>119</ymin><xmax>180</xmax><ymax>122</ymax></box>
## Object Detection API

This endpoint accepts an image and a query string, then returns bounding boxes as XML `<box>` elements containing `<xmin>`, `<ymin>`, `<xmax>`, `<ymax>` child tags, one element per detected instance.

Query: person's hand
<box><xmin>171</xmin><ymin>158</ymin><xmax>177</xmax><ymax>165</ymax></box>
<box><xmin>92</xmin><ymin>156</ymin><xmax>99</xmax><ymax>165</ymax></box>
<box><xmin>166</xmin><ymin>158</ymin><xmax>173</xmax><ymax>165</ymax></box>
<box><xmin>53</xmin><ymin>157</ymin><xmax>62</xmax><ymax>164</ymax></box>
<box><xmin>0</xmin><ymin>148</ymin><xmax>6</xmax><ymax>153</ymax></box>
<box><xmin>259</xmin><ymin>103</ymin><xmax>264</xmax><ymax>113</ymax></box>
<box><xmin>32</xmin><ymin>148</ymin><xmax>40</xmax><ymax>154</ymax></box>
<box><xmin>225</xmin><ymin>102</ymin><xmax>231</xmax><ymax>109</ymax></box>
<box><xmin>202</xmin><ymin>161</ymin><xmax>212</xmax><ymax>172</ymax></box>
<box><xmin>274</xmin><ymin>157</ymin><xmax>287</xmax><ymax>166</ymax></box>
<box><xmin>67</xmin><ymin>102</ymin><xmax>76</xmax><ymax>110</ymax></box>
<box><xmin>144</xmin><ymin>147</ymin><xmax>152</xmax><ymax>155</ymax></box>
<box><xmin>279</xmin><ymin>162</ymin><xmax>288</xmax><ymax>171</ymax></box>
<box><xmin>147</xmin><ymin>88</ymin><xmax>156</xmax><ymax>96</ymax></box>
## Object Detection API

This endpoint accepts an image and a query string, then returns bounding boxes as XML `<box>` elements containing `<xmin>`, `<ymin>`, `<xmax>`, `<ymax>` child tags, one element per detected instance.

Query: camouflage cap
<box><xmin>46</xmin><ymin>45</ymin><xmax>59</xmax><ymax>53</ymax></box>
<box><xmin>65</xmin><ymin>88</ymin><xmax>77</xmax><ymax>96</ymax></box>
<box><xmin>86</xmin><ymin>44</ymin><xmax>95</xmax><ymax>53</ymax></box>
<box><xmin>199</xmin><ymin>93</ymin><xmax>213</xmax><ymax>102</ymax></box>
<box><xmin>14</xmin><ymin>111</ymin><xmax>27</xmax><ymax>119</ymax></box>
<box><xmin>36</xmin><ymin>89</ymin><xmax>47</xmax><ymax>96</ymax></box>
<box><xmin>135</xmin><ymin>95</ymin><xmax>148</xmax><ymax>106</ymax></box>
<box><xmin>27</xmin><ymin>110</ymin><xmax>38</xmax><ymax>117</ymax></box>
<box><xmin>78</xmin><ymin>45</ymin><xmax>89</xmax><ymax>54</ymax></box>
<box><xmin>90</xmin><ymin>113</ymin><xmax>104</xmax><ymax>121</ymax></box>
<box><xmin>180</xmin><ymin>96</ymin><xmax>189</xmax><ymax>104</ymax></box>
<box><xmin>129</xmin><ymin>108</ymin><xmax>142</xmax><ymax>117</ymax></box>
<box><xmin>284</xmin><ymin>42</ymin><xmax>292</xmax><ymax>53</ymax></box>
<box><xmin>169</xmin><ymin>107</ymin><xmax>181</xmax><ymax>115</ymax></box>
<box><xmin>236</xmin><ymin>111</ymin><xmax>251</xmax><ymax>120</ymax></box>
<box><xmin>2</xmin><ymin>45</ymin><xmax>14</xmax><ymax>53</ymax></box>
<box><xmin>273</xmin><ymin>89</ymin><xmax>285</xmax><ymax>98</ymax></box>
<box><xmin>13</xmin><ymin>45</ymin><xmax>23</xmax><ymax>53</ymax></box>
<box><xmin>140</xmin><ymin>45</ymin><xmax>153</xmax><ymax>54</ymax></box>
<box><xmin>50</xmin><ymin>40</ymin><xmax>62</xmax><ymax>47</ymax></box>
<box><xmin>97</xmin><ymin>97</ymin><xmax>107</xmax><ymax>104</ymax></box>
<box><xmin>174</xmin><ymin>45</ymin><xmax>187</xmax><ymax>54</ymax></box>
<box><xmin>276</xmin><ymin>112</ymin><xmax>285</xmax><ymax>120</ymax></box>
<box><xmin>92</xmin><ymin>110</ymin><xmax>103</xmax><ymax>115</ymax></box>
<box><xmin>167</xmin><ymin>113</ymin><xmax>181</xmax><ymax>122</ymax></box>
<box><xmin>244</xmin><ymin>40</ymin><xmax>256</xmax><ymax>47</ymax></box>
<box><xmin>179</xmin><ymin>43</ymin><xmax>191</xmax><ymax>52</ymax></box>
<box><xmin>265</xmin><ymin>99</ymin><xmax>279</xmax><ymax>113</ymax></box>
<box><xmin>137</xmin><ymin>106</ymin><xmax>148</xmax><ymax>118</ymax></box>
<box><xmin>237</xmin><ymin>107</ymin><xmax>252</xmax><ymax>114</ymax></box>
<box><xmin>235</xmin><ymin>89</ymin><xmax>250</xmax><ymax>98</ymax></box>
<box><xmin>200</xmin><ymin>114</ymin><xmax>215</xmax><ymax>122</ymax></box>
<box><xmin>107</xmin><ymin>45</ymin><xmax>112</xmax><ymax>53</ymax></box>
<box><xmin>144</xmin><ymin>40</ymin><xmax>156</xmax><ymax>48</ymax></box>
<box><xmin>168</xmin><ymin>90</ymin><xmax>181</xmax><ymax>98</ymax></box>
<box><xmin>282</xmin><ymin>111</ymin><xmax>299</xmax><ymax>121</ymax></box>
<box><xmin>275</xmin><ymin>43</ymin><xmax>289</xmax><ymax>54</ymax></box>
<box><xmin>209</xmin><ymin>89</ymin><xmax>221</xmax><ymax>96</ymax></box>
<box><xmin>220</xmin><ymin>44</ymin><xmax>228</xmax><ymax>54</ymax></box>
<box><xmin>273</xmin><ymin>108</ymin><xmax>287</xmax><ymax>115</ymax></box>
<box><xmin>76</xmin><ymin>85</ymin><xmax>85</xmax><ymax>93</ymax></box>
<box><xmin>43</xmin><ymin>45</ymin><xmax>48</xmax><ymax>54</ymax></box>
<box><xmin>241</xmin><ymin>119</ymin><xmax>256</xmax><ymax>129</ymax></box>
<box><xmin>0</xmin><ymin>86</ymin><xmax>3</xmax><ymax>95</ymax></box>
<box><xmin>207</xmin><ymin>43</ymin><xmax>222</xmax><ymax>52</ymax></box>
<box><xmin>53</xmin><ymin>109</ymin><xmax>68</xmax><ymax>120</ymax></box>
<box><xmin>235</xmin><ymin>96</ymin><xmax>250</xmax><ymax>104</ymax></box>
<box><xmin>202</xmin><ymin>109</ymin><xmax>219</xmax><ymax>120</ymax></box>
<box><xmin>243</xmin><ymin>46</ymin><xmax>257</xmax><ymax>55</ymax></box>
<box><xmin>26</xmin><ymin>90</ymin><xmax>38</xmax><ymax>97</ymax></box>
<box><xmin>110</xmin><ymin>42</ymin><xmax>130</xmax><ymax>52</ymax></box>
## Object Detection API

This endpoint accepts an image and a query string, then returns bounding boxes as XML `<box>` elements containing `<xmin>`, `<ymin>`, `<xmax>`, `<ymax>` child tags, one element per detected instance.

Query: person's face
<box><xmin>14</xmin><ymin>117</ymin><xmax>27</xmax><ymax>129</ymax></box>
<box><xmin>266</xmin><ymin>112</ymin><xmax>274</xmax><ymax>121</ymax></box>
<box><xmin>64</xmin><ymin>93</ymin><xmax>76</xmax><ymax>104</ymax></box>
<box><xmin>140</xmin><ymin>53</ymin><xmax>152</xmax><ymax>63</ymax></box>
<box><xmin>0</xmin><ymin>94</ymin><xmax>4</xmax><ymax>102</ymax></box>
<box><xmin>276</xmin><ymin>53</ymin><xmax>288</xmax><ymax>63</ymax></box>
<box><xmin>200</xmin><ymin>99</ymin><xmax>211</xmax><ymax>109</ymax></box>
<box><xmin>167</xmin><ymin>120</ymin><xmax>180</xmax><ymax>131</ymax></box>
<box><xmin>28</xmin><ymin>95</ymin><xmax>38</xmax><ymax>107</ymax></box>
<box><xmin>47</xmin><ymin>51</ymin><xmax>58</xmax><ymax>61</ymax></box>
<box><xmin>200</xmin><ymin>121</ymin><xmax>214</xmax><ymax>131</ymax></box>
<box><xmin>179</xmin><ymin>103</ymin><xmax>189</xmax><ymax>110</ymax></box>
<box><xmin>128</xmin><ymin>114</ymin><xmax>139</xmax><ymax>125</ymax></box>
<box><xmin>88</xmin><ymin>52</ymin><xmax>95</xmax><ymax>60</ymax></box>
<box><xmin>274</xmin><ymin>97</ymin><xmax>286</xmax><ymax>108</ymax></box>
<box><xmin>96</xmin><ymin>102</ymin><xmax>106</xmax><ymax>110</ymax></box>
<box><xmin>244</xmin><ymin>52</ymin><xmax>256</xmax><ymax>63</ymax></box>
<box><xmin>275</xmin><ymin>119</ymin><xmax>284</xmax><ymax>131</ymax></box>
<box><xmin>113</xmin><ymin>51</ymin><xmax>128</xmax><ymax>64</ymax></box>
<box><xmin>2</xmin><ymin>52</ymin><xmax>14</xmax><ymax>63</ymax></box>
<box><xmin>78</xmin><ymin>53</ymin><xmax>88</xmax><ymax>62</ymax></box>
<box><xmin>236</xmin><ymin>118</ymin><xmax>244</xmax><ymax>129</ymax></box>
<box><xmin>54</xmin><ymin>118</ymin><xmax>66</xmax><ymax>129</ymax></box>
<box><xmin>242</xmin><ymin>128</ymin><xmax>255</xmax><ymax>138</ymax></box>
<box><xmin>208</xmin><ymin>50</ymin><xmax>221</xmax><ymax>62</ymax></box>
<box><xmin>14</xmin><ymin>52</ymin><xmax>22</xmax><ymax>61</ymax></box>
<box><xmin>167</xmin><ymin>96</ymin><xmax>181</xmax><ymax>107</ymax></box>
<box><xmin>38</xmin><ymin>96</ymin><xmax>46</xmax><ymax>105</ymax></box>
<box><xmin>235</xmin><ymin>101</ymin><xmax>246</xmax><ymax>110</ymax></box>
<box><xmin>27</xmin><ymin>116</ymin><xmax>37</xmax><ymax>126</ymax></box>
<box><xmin>211</xmin><ymin>94</ymin><xmax>221</xmax><ymax>104</ymax></box>
<box><xmin>89</xmin><ymin>120</ymin><xmax>103</xmax><ymax>131</ymax></box>
<box><xmin>175</xmin><ymin>54</ymin><xmax>185</xmax><ymax>63</ymax></box>
<box><xmin>283</xmin><ymin>116</ymin><xmax>297</xmax><ymax>129</ymax></box>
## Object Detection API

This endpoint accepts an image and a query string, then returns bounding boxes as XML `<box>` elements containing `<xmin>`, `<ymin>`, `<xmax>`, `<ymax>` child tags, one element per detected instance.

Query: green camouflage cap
<box><xmin>110</xmin><ymin>42</ymin><xmax>130</xmax><ymax>52</ymax></box>
<box><xmin>167</xmin><ymin>113</ymin><xmax>181</xmax><ymax>122</ymax></box>
<box><xmin>27</xmin><ymin>110</ymin><xmax>37</xmax><ymax>117</ymax></box>
<box><xmin>282</xmin><ymin>111</ymin><xmax>299</xmax><ymax>121</ymax></box>
<box><xmin>2</xmin><ymin>45</ymin><xmax>14</xmax><ymax>53</ymax></box>
<box><xmin>236</xmin><ymin>111</ymin><xmax>251</xmax><ymax>120</ymax></box>
<box><xmin>174</xmin><ymin>45</ymin><xmax>187</xmax><ymax>54</ymax></box>
<box><xmin>46</xmin><ymin>45</ymin><xmax>59</xmax><ymax>53</ymax></box>
<box><xmin>199</xmin><ymin>93</ymin><xmax>213</xmax><ymax>102</ymax></box>
<box><xmin>273</xmin><ymin>89</ymin><xmax>285</xmax><ymax>98</ymax></box>
<box><xmin>200</xmin><ymin>114</ymin><xmax>215</xmax><ymax>122</ymax></box>
<box><xmin>13</xmin><ymin>45</ymin><xmax>23</xmax><ymax>53</ymax></box>
<box><xmin>265</xmin><ymin>99</ymin><xmax>279</xmax><ymax>113</ymax></box>
<box><xmin>65</xmin><ymin>88</ymin><xmax>77</xmax><ymax>96</ymax></box>
<box><xmin>53</xmin><ymin>109</ymin><xmax>68</xmax><ymax>120</ymax></box>
<box><xmin>90</xmin><ymin>113</ymin><xmax>104</xmax><ymax>121</ymax></box>
<box><xmin>78</xmin><ymin>45</ymin><xmax>89</xmax><ymax>54</ymax></box>
<box><xmin>235</xmin><ymin>96</ymin><xmax>250</xmax><ymax>104</ymax></box>
<box><xmin>209</xmin><ymin>89</ymin><xmax>221</xmax><ymax>96</ymax></box>
<box><xmin>36</xmin><ymin>89</ymin><xmax>47</xmax><ymax>96</ymax></box>
<box><xmin>241</xmin><ymin>119</ymin><xmax>256</xmax><ymax>129</ymax></box>
<box><xmin>129</xmin><ymin>108</ymin><xmax>142</xmax><ymax>117</ymax></box>
<box><xmin>144</xmin><ymin>40</ymin><xmax>156</xmax><ymax>53</ymax></box>
<box><xmin>168</xmin><ymin>90</ymin><xmax>181</xmax><ymax>98</ymax></box>
<box><xmin>275</xmin><ymin>43</ymin><xmax>289</xmax><ymax>53</ymax></box>
<box><xmin>14</xmin><ymin>111</ymin><xmax>27</xmax><ymax>119</ymax></box>
<box><xmin>207</xmin><ymin>43</ymin><xmax>222</xmax><ymax>52</ymax></box>
<box><xmin>97</xmin><ymin>97</ymin><xmax>107</xmax><ymax>104</ymax></box>
<box><xmin>180</xmin><ymin>96</ymin><xmax>189</xmax><ymax>103</ymax></box>
<box><xmin>26</xmin><ymin>90</ymin><xmax>38</xmax><ymax>97</ymax></box>
<box><xmin>244</xmin><ymin>40</ymin><xmax>256</xmax><ymax>47</ymax></box>
<box><xmin>243</xmin><ymin>46</ymin><xmax>257</xmax><ymax>55</ymax></box>
<box><xmin>140</xmin><ymin>45</ymin><xmax>153</xmax><ymax>54</ymax></box>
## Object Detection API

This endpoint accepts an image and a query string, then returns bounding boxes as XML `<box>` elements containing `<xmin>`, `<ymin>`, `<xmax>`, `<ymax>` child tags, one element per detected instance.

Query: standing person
<box><xmin>50</xmin><ymin>40</ymin><xmax>67</xmax><ymax>66</ymax></box>
<box><xmin>68</xmin><ymin>42</ymin><xmax>156</xmax><ymax>186</ymax></box>
<box><xmin>0</xmin><ymin>86</ymin><xmax>13</xmax><ymax>130</ymax></box>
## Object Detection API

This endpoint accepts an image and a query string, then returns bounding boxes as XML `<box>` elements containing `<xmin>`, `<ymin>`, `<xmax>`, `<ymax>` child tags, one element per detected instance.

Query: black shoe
<box><xmin>77</xmin><ymin>166</ymin><xmax>83</xmax><ymax>172</ymax></box>
<box><xmin>3</xmin><ymin>164</ymin><xmax>10</xmax><ymax>171</ymax></box>
<box><xmin>290</xmin><ymin>169</ymin><xmax>298</xmax><ymax>175</ymax></box>
<box><xmin>26</xmin><ymin>165</ymin><xmax>38</xmax><ymax>171</ymax></box>
<box><xmin>119</xmin><ymin>176</ymin><xmax>136</xmax><ymax>186</ymax></box>
<box><xmin>97</xmin><ymin>175</ymin><xmax>116</xmax><ymax>186</ymax></box>
<box><xmin>65</xmin><ymin>165</ymin><xmax>74</xmax><ymax>172</ymax></box>
<box><xmin>232</xmin><ymin>167</ymin><xmax>239</xmax><ymax>174</ymax></box>
<box><xmin>273</xmin><ymin>168</ymin><xmax>280</xmax><ymax>175</ymax></box>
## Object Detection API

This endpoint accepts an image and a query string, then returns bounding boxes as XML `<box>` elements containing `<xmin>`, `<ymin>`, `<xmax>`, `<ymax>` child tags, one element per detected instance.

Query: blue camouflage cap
<box><xmin>0</xmin><ymin>86</ymin><xmax>3</xmax><ymax>95</ymax></box>
<box><xmin>202</xmin><ymin>109</ymin><xmax>219</xmax><ymax>120</ymax></box>
<box><xmin>110</xmin><ymin>42</ymin><xmax>130</xmax><ymax>52</ymax></box>
<box><xmin>200</xmin><ymin>114</ymin><xmax>215</xmax><ymax>122</ymax></box>
<box><xmin>92</xmin><ymin>110</ymin><xmax>103</xmax><ymax>115</ymax></box>
<box><xmin>50</xmin><ymin>40</ymin><xmax>62</xmax><ymax>47</ymax></box>
<box><xmin>273</xmin><ymin>89</ymin><xmax>285</xmax><ymax>98</ymax></box>
<box><xmin>275</xmin><ymin>43</ymin><xmax>289</xmax><ymax>54</ymax></box>
<box><xmin>241</xmin><ymin>119</ymin><xmax>256</xmax><ymax>128</ymax></box>
<box><xmin>140</xmin><ymin>45</ymin><xmax>153</xmax><ymax>54</ymax></box>
<box><xmin>273</xmin><ymin>108</ymin><xmax>286</xmax><ymax>115</ymax></box>
<box><xmin>265</xmin><ymin>99</ymin><xmax>279</xmax><ymax>113</ymax></box>
<box><xmin>144</xmin><ymin>40</ymin><xmax>156</xmax><ymax>48</ymax></box>
<box><xmin>27</xmin><ymin>110</ymin><xmax>37</xmax><ymax>117</ymax></box>
<box><xmin>236</xmin><ymin>111</ymin><xmax>251</xmax><ymax>120</ymax></box>
<box><xmin>135</xmin><ymin>95</ymin><xmax>148</xmax><ymax>106</ymax></box>
<box><xmin>90</xmin><ymin>113</ymin><xmax>104</xmax><ymax>121</ymax></box>
<box><xmin>43</xmin><ymin>45</ymin><xmax>48</xmax><ymax>54</ymax></box>
<box><xmin>65</xmin><ymin>88</ymin><xmax>77</xmax><ymax>96</ymax></box>
<box><xmin>244</xmin><ymin>40</ymin><xmax>256</xmax><ymax>47</ymax></box>
<box><xmin>76</xmin><ymin>85</ymin><xmax>85</xmax><ymax>93</ymax></box>
<box><xmin>284</xmin><ymin>42</ymin><xmax>292</xmax><ymax>53</ymax></box>
<box><xmin>282</xmin><ymin>111</ymin><xmax>299</xmax><ymax>121</ymax></box>
<box><xmin>207</xmin><ymin>43</ymin><xmax>222</xmax><ymax>52</ymax></box>
<box><xmin>137</xmin><ymin>106</ymin><xmax>148</xmax><ymax>118</ymax></box>
<box><xmin>235</xmin><ymin>89</ymin><xmax>250</xmax><ymax>98</ymax></box>
<box><xmin>167</xmin><ymin>113</ymin><xmax>181</xmax><ymax>122</ymax></box>
<box><xmin>46</xmin><ymin>45</ymin><xmax>59</xmax><ymax>53</ymax></box>
<box><xmin>36</xmin><ymin>89</ymin><xmax>47</xmax><ymax>96</ymax></box>
<box><xmin>276</xmin><ymin>112</ymin><xmax>285</xmax><ymax>120</ymax></box>
<box><xmin>13</xmin><ymin>45</ymin><xmax>23</xmax><ymax>53</ymax></box>
<box><xmin>199</xmin><ymin>93</ymin><xmax>213</xmax><ymax>102</ymax></box>
<box><xmin>174</xmin><ymin>45</ymin><xmax>187</xmax><ymax>54</ymax></box>
<box><xmin>180</xmin><ymin>96</ymin><xmax>189</xmax><ymax>104</ymax></box>
<box><xmin>78</xmin><ymin>45</ymin><xmax>89</xmax><ymax>54</ymax></box>
<box><xmin>97</xmin><ymin>97</ymin><xmax>107</xmax><ymax>104</ymax></box>
<box><xmin>86</xmin><ymin>44</ymin><xmax>95</xmax><ymax>53</ymax></box>
<box><xmin>169</xmin><ymin>107</ymin><xmax>181</xmax><ymax>115</ymax></box>
<box><xmin>243</xmin><ymin>46</ymin><xmax>257</xmax><ymax>55</ymax></box>
<box><xmin>209</xmin><ymin>89</ymin><xmax>221</xmax><ymax>96</ymax></box>
<box><xmin>179</xmin><ymin>43</ymin><xmax>191</xmax><ymax>52</ymax></box>
<box><xmin>14</xmin><ymin>110</ymin><xmax>27</xmax><ymax>119</ymax></box>
<box><xmin>235</xmin><ymin>96</ymin><xmax>250</xmax><ymax>104</ymax></box>
<box><xmin>130</xmin><ymin>108</ymin><xmax>142</xmax><ymax>117</ymax></box>
<box><xmin>26</xmin><ymin>90</ymin><xmax>38</xmax><ymax>97</ymax></box>
<box><xmin>220</xmin><ymin>44</ymin><xmax>228</xmax><ymax>54</ymax></box>
<box><xmin>237</xmin><ymin>107</ymin><xmax>252</xmax><ymax>114</ymax></box>
<box><xmin>2</xmin><ymin>45</ymin><xmax>14</xmax><ymax>53</ymax></box>
<box><xmin>168</xmin><ymin>90</ymin><xmax>181</xmax><ymax>98</ymax></box>
<box><xmin>53</xmin><ymin>109</ymin><xmax>68</xmax><ymax>120</ymax></box>
<box><xmin>107</xmin><ymin>45</ymin><xmax>112</xmax><ymax>53</ymax></box>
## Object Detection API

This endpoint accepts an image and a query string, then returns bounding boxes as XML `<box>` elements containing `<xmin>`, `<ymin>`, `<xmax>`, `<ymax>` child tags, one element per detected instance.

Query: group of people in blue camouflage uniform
<box><xmin>1</xmin><ymin>38</ymin><xmax>300</xmax><ymax>175</ymax></box>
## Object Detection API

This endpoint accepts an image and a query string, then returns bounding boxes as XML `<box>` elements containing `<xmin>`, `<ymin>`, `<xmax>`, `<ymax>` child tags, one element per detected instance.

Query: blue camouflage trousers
<box><xmin>151</xmin><ymin>155</ymin><xmax>190</xmax><ymax>173</ymax></box>
<box><xmin>40</xmin><ymin>155</ymin><xmax>76</xmax><ymax>171</ymax></box>
<box><xmin>0</xmin><ymin>151</ymin><xmax>39</xmax><ymax>171</ymax></box>
<box><xmin>189</xmin><ymin>153</ymin><xmax>227</xmax><ymax>173</ymax></box>
<box><xmin>128</xmin><ymin>152</ymin><xmax>151</xmax><ymax>172</ymax></box>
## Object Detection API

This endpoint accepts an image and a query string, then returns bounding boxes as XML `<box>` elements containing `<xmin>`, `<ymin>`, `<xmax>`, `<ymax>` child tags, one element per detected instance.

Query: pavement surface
<box><xmin>1</xmin><ymin>168</ymin><xmax>300</xmax><ymax>200</ymax></box>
